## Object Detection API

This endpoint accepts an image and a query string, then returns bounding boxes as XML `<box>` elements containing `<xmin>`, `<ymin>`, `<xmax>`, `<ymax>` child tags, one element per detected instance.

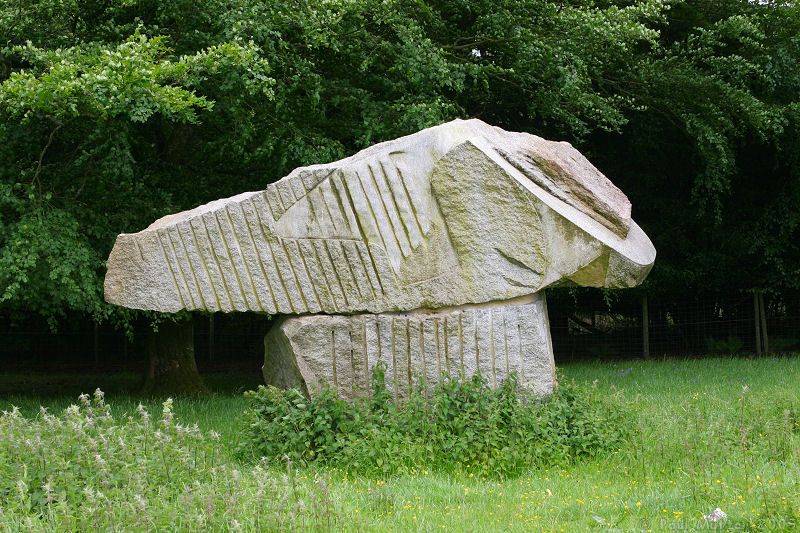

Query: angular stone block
<box><xmin>104</xmin><ymin>119</ymin><xmax>656</xmax><ymax>399</ymax></box>
<box><xmin>262</xmin><ymin>295</ymin><xmax>556</xmax><ymax>400</ymax></box>
<box><xmin>105</xmin><ymin>119</ymin><xmax>655</xmax><ymax>315</ymax></box>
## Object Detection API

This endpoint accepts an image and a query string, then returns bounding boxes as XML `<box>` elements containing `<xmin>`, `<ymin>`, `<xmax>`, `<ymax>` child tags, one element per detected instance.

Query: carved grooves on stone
<box><xmin>270</xmin><ymin>169</ymin><xmax>391</xmax><ymax>309</ymax></box>
<box><xmin>335</xmin><ymin>158</ymin><xmax>428</xmax><ymax>276</ymax></box>
<box><xmin>148</xmin><ymin>195</ymin><xmax>296</xmax><ymax>313</ymax></box>
<box><xmin>316</xmin><ymin>306</ymin><xmax>530</xmax><ymax>399</ymax></box>
<box><xmin>151</xmin><ymin>158</ymin><xmax>433</xmax><ymax>313</ymax></box>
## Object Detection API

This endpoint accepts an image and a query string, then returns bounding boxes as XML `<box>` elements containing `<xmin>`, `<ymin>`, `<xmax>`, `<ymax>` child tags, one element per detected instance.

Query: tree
<box><xmin>1</xmin><ymin>0</ymin><xmax>798</xmax><ymax>387</ymax></box>
<box><xmin>143</xmin><ymin>316</ymin><xmax>206</xmax><ymax>395</ymax></box>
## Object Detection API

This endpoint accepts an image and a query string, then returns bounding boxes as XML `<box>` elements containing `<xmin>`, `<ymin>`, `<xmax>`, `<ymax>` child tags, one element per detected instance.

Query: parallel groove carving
<box><xmin>367</xmin><ymin>164</ymin><xmax>409</xmax><ymax>259</ymax></box>
<box><xmin>174</xmin><ymin>226</ymin><xmax>208</xmax><ymax>309</ymax></box>
<box><xmin>339</xmin><ymin>174</ymin><xmax>385</xmax><ymax>294</ymax></box>
<box><xmin>380</xmin><ymin>160</ymin><xmax>423</xmax><ymax>250</ymax></box>
<box><xmin>287</xmin><ymin>303</ymin><xmax>547</xmax><ymax>399</ymax></box>
<box><xmin>164</xmin><ymin>228</ymin><xmax>198</xmax><ymax>309</ymax></box>
<box><xmin>188</xmin><ymin>219</ymin><xmax>226</xmax><ymax>310</ymax></box>
<box><xmin>350</xmin><ymin>169</ymin><xmax>395</xmax><ymax>268</ymax></box>
<box><xmin>393</xmin><ymin>162</ymin><xmax>428</xmax><ymax>237</ymax></box>
<box><xmin>237</xmin><ymin>201</ymin><xmax>278</xmax><ymax>313</ymax></box>
<box><xmin>286</xmin><ymin>239</ymin><xmax>322</xmax><ymax>313</ymax></box>
<box><xmin>328</xmin><ymin>240</ymin><xmax>361</xmax><ymax>304</ymax></box>
<box><xmin>156</xmin><ymin>230</ymin><xmax>187</xmax><ymax>308</ymax></box>
<box><xmin>221</xmin><ymin>207</ymin><xmax>264</xmax><ymax>312</ymax></box>
<box><xmin>298</xmin><ymin>240</ymin><xmax>334</xmax><ymax>311</ymax></box>
<box><xmin>265</xmin><ymin>187</ymin><xmax>284</xmax><ymax>221</ymax></box>
<box><xmin>199</xmin><ymin>216</ymin><xmax>237</xmax><ymax>310</ymax></box>
<box><xmin>313</xmin><ymin>241</ymin><xmax>346</xmax><ymax>311</ymax></box>
<box><xmin>207</xmin><ymin>212</ymin><xmax>248</xmax><ymax>310</ymax></box>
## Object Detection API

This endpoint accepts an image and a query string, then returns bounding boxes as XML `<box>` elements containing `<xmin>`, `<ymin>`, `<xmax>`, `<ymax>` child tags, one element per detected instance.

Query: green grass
<box><xmin>2</xmin><ymin>357</ymin><xmax>800</xmax><ymax>531</ymax></box>
<box><xmin>0</xmin><ymin>371</ymin><xmax>260</xmax><ymax>449</ymax></box>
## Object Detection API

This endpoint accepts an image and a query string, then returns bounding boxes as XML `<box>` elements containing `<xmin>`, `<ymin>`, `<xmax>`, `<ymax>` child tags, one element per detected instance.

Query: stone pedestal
<box><xmin>263</xmin><ymin>294</ymin><xmax>555</xmax><ymax>400</ymax></box>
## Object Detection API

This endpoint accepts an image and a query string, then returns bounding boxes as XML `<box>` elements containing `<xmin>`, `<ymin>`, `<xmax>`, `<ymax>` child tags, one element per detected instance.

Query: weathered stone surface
<box><xmin>104</xmin><ymin>119</ymin><xmax>655</xmax><ymax>314</ymax></box>
<box><xmin>263</xmin><ymin>295</ymin><xmax>555</xmax><ymax>400</ymax></box>
<box><xmin>105</xmin><ymin>119</ymin><xmax>656</xmax><ymax>398</ymax></box>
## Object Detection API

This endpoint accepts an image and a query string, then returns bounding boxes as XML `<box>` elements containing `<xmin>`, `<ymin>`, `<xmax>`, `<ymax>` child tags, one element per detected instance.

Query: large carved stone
<box><xmin>104</xmin><ymin>119</ymin><xmax>656</xmax><ymax>397</ymax></box>
<box><xmin>264</xmin><ymin>295</ymin><xmax>555</xmax><ymax>401</ymax></box>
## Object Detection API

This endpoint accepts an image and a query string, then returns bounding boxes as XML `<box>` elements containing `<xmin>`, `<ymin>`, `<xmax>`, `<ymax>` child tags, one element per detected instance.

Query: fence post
<box><xmin>759</xmin><ymin>291</ymin><xmax>769</xmax><ymax>355</ymax></box>
<box><xmin>642</xmin><ymin>295</ymin><xmax>650</xmax><ymax>358</ymax></box>
<box><xmin>753</xmin><ymin>291</ymin><xmax>762</xmax><ymax>356</ymax></box>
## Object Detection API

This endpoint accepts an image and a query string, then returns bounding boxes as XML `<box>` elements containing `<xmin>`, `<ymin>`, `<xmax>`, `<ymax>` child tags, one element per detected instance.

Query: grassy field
<box><xmin>2</xmin><ymin>357</ymin><xmax>800</xmax><ymax>531</ymax></box>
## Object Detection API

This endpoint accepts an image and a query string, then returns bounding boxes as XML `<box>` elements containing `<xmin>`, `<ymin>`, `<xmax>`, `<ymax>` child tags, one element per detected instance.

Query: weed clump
<box><xmin>0</xmin><ymin>391</ymin><xmax>339</xmax><ymax>531</ymax></box>
<box><xmin>238</xmin><ymin>368</ymin><xmax>631</xmax><ymax>477</ymax></box>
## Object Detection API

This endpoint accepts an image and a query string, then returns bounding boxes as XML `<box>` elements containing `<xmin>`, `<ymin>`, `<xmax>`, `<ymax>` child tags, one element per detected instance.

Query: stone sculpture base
<box><xmin>263</xmin><ymin>294</ymin><xmax>555</xmax><ymax>400</ymax></box>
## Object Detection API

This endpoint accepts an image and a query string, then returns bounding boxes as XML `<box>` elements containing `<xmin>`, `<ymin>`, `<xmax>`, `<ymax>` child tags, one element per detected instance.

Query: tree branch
<box><xmin>32</xmin><ymin>122</ymin><xmax>62</xmax><ymax>197</ymax></box>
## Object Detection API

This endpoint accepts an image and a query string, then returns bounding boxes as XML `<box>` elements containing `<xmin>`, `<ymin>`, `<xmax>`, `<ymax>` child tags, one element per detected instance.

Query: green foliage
<box><xmin>1</xmin><ymin>33</ymin><xmax>210</xmax><ymax>123</ymax></box>
<box><xmin>237</xmin><ymin>369</ymin><xmax>631</xmax><ymax>478</ymax></box>
<box><xmin>0</xmin><ymin>0</ymin><xmax>798</xmax><ymax>326</ymax></box>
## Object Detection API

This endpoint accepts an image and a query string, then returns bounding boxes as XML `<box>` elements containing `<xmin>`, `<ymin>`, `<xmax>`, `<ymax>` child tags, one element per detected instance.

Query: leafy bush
<box><xmin>238</xmin><ymin>368</ymin><xmax>631</xmax><ymax>478</ymax></box>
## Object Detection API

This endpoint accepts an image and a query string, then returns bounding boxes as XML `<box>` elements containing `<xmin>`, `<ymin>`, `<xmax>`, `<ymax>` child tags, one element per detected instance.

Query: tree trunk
<box><xmin>143</xmin><ymin>319</ymin><xmax>208</xmax><ymax>395</ymax></box>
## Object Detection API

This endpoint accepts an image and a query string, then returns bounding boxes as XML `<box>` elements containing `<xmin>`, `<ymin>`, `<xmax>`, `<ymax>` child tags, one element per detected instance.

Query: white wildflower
<box><xmin>78</xmin><ymin>393</ymin><xmax>90</xmax><ymax>407</ymax></box>
<box><xmin>161</xmin><ymin>398</ymin><xmax>174</xmax><ymax>427</ymax></box>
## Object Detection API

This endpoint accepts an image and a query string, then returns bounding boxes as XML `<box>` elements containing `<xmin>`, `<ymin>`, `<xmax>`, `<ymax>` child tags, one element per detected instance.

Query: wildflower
<box><xmin>134</xmin><ymin>494</ymin><xmax>147</xmax><ymax>513</ymax></box>
<box><xmin>42</xmin><ymin>480</ymin><xmax>55</xmax><ymax>505</ymax></box>
<box><xmin>137</xmin><ymin>403</ymin><xmax>150</xmax><ymax>423</ymax></box>
<box><xmin>16</xmin><ymin>479</ymin><xmax>27</xmax><ymax>499</ymax></box>
<box><xmin>79</xmin><ymin>393</ymin><xmax>90</xmax><ymax>407</ymax></box>
<box><xmin>94</xmin><ymin>453</ymin><xmax>107</xmax><ymax>469</ymax></box>
<box><xmin>704</xmin><ymin>508</ymin><xmax>727</xmax><ymax>522</ymax></box>
<box><xmin>162</xmin><ymin>398</ymin><xmax>174</xmax><ymax>427</ymax></box>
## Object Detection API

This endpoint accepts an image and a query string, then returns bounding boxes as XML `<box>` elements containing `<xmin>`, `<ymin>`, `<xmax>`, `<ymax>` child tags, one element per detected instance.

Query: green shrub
<box><xmin>238</xmin><ymin>368</ymin><xmax>631</xmax><ymax>478</ymax></box>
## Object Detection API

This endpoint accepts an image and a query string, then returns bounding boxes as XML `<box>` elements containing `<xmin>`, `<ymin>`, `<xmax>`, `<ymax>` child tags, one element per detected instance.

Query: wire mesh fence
<box><xmin>1</xmin><ymin>289</ymin><xmax>798</xmax><ymax>373</ymax></box>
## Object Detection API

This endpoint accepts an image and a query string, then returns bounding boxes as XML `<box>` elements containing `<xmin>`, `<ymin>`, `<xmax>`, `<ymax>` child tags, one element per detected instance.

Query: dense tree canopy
<box><xmin>0</xmin><ymin>0</ymin><xmax>798</xmax><ymax>327</ymax></box>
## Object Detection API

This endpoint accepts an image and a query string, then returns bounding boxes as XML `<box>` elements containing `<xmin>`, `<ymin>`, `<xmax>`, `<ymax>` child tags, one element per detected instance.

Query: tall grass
<box><xmin>1</xmin><ymin>356</ymin><xmax>799</xmax><ymax>531</ymax></box>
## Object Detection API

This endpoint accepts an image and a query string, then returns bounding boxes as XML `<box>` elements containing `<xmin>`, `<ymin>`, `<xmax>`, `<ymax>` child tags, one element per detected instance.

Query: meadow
<box><xmin>2</xmin><ymin>357</ymin><xmax>799</xmax><ymax>532</ymax></box>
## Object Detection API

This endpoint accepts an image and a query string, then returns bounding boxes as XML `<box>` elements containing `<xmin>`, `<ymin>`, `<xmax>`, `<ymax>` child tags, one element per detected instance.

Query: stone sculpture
<box><xmin>105</xmin><ymin>119</ymin><xmax>655</xmax><ymax>398</ymax></box>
